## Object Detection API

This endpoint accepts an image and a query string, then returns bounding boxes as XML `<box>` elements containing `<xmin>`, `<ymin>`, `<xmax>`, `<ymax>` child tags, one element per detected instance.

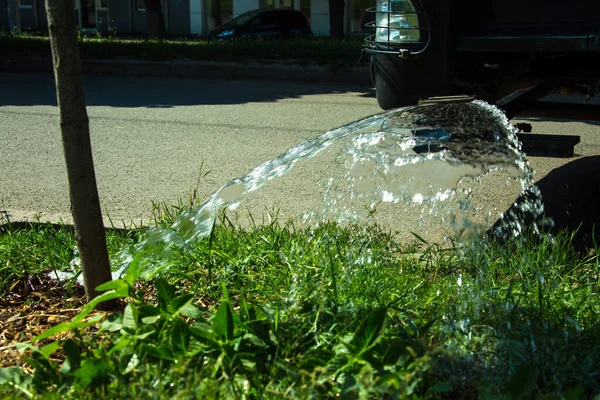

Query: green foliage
<box><xmin>0</xmin><ymin>221</ymin><xmax>140</xmax><ymax>294</ymax></box>
<box><xmin>2</xmin><ymin>220</ymin><xmax>600</xmax><ymax>398</ymax></box>
<box><xmin>0</xmin><ymin>34</ymin><xmax>365</xmax><ymax>68</ymax></box>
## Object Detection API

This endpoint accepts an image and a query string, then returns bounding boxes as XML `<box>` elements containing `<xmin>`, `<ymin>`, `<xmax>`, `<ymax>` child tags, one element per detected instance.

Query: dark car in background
<box><xmin>209</xmin><ymin>8</ymin><xmax>312</xmax><ymax>41</ymax></box>
<box><xmin>363</xmin><ymin>0</ymin><xmax>600</xmax><ymax>118</ymax></box>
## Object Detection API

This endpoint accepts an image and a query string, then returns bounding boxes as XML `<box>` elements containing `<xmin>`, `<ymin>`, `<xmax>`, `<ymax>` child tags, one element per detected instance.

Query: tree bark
<box><xmin>45</xmin><ymin>0</ymin><xmax>114</xmax><ymax>309</ymax></box>
<box><xmin>211</xmin><ymin>0</ymin><xmax>222</xmax><ymax>27</ymax></box>
<box><xmin>329</xmin><ymin>0</ymin><xmax>345</xmax><ymax>39</ymax></box>
<box><xmin>144</xmin><ymin>0</ymin><xmax>166</xmax><ymax>39</ymax></box>
<box><xmin>7</xmin><ymin>0</ymin><xmax>21</xmax><ymax>34</ymax></box>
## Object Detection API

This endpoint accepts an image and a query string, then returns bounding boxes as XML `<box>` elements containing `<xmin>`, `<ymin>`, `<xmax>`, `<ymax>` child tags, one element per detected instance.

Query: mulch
<box><xmin>0</xmin><ymin>274</ymin><xmax>90</xmax><ymax>371</ymax></box>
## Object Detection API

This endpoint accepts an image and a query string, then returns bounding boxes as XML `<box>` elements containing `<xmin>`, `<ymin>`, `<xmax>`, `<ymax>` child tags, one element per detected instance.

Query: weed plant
<box><xmin>1</xmin><ymin>207</ymin><xmax>599</xmax><ymax>398</ymax></box>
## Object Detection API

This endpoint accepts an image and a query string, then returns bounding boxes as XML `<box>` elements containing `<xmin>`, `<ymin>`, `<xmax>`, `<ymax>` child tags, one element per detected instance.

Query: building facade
<box><xmin>0</xmin><ymin>0</ymin><xmax>372</xmax><ymax>37</ymax></box>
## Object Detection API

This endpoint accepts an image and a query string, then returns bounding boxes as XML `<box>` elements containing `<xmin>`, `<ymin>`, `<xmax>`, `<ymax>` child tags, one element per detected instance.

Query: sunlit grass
<box><xmin>1</xmin><ymin>206</ymin><xmax>599</xmax><ymax>398</ymax></box>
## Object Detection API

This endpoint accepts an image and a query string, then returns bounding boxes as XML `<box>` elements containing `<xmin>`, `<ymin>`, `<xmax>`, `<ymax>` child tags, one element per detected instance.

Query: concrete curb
<box><xmin>0</xmin><ymin>57</ymin><xmax>373</xmax><ymax>85</ymax></box>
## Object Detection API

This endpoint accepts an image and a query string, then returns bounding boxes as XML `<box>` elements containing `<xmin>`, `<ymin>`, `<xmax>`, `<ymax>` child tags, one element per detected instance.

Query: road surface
<box><xmin>1</xmin><ymin>73</ymin><xmax>599</xmax><ymax>244</ymax></box>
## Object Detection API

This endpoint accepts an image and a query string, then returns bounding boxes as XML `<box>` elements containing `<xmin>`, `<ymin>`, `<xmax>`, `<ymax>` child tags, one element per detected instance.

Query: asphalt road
<box><xmin>0</xmin><ymin>73</ymin><xmax>380</xmax><ymax>226</ymax></box>
<box><xmin>1</xmin><ymin>73</ymin><xmax>599</xmax><ymax>244</ymax></box>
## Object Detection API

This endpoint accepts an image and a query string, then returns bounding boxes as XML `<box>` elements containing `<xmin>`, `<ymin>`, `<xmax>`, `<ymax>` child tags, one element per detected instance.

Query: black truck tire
<box><xmin>374</xmin><ymin>54</ymin><xmax>418</xmax><ymax>110</ymax></box>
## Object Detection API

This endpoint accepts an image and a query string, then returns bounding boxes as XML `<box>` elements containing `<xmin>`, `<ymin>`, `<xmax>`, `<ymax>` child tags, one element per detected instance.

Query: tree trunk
<box><xmin>7</xmin><ymin>0</ymin><xmax>21</xmax><ymax>35</ymax></box>
<box><xmin>211</xmin><ymin>0</ymin><xmax>222</xmax><ymax>27</ymax></box>
<box><xmin>144</xmin><ymin>0</ymin><xmax>166</xmax><ymax>39</ymax></box>
<box><xmin>329</xmin><ymin>0</ymin><xmax>345</xmax><ymax>39</ymax></box>
<box><xmin>45</xmin><ymin>0</ymin><xmax>114</xmax><ymax>309</ymax></box>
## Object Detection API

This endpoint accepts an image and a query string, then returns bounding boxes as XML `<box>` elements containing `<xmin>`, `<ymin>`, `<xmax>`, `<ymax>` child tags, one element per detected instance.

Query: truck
<box><xmin>363</xmin><ymin>0</ymin><xmax>600</xmax><ymax>120</ymax></box>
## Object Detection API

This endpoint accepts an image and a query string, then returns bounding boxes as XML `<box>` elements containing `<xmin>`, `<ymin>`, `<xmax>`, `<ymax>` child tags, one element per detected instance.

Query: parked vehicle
<box><xmin>209</xmin><ymin>8</ymin><xmax>312</xmax><ymax>41</ymax></box>
<box><xmin>363</xmin><ymin>0</ymin><xmax>600</xmax><ymax>118</ymax></box>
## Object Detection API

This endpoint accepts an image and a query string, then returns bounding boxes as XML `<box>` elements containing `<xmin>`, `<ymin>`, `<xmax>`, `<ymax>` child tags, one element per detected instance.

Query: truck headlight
<box><xmin>375</xmin><ymin>0</ymin><xmax>420</xmax><ymax>43</ymax></box>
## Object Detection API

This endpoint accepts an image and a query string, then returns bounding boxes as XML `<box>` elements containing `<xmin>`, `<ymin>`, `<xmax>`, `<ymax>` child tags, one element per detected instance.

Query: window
<box><xmin>98</xmin><ymin>0</ymin><xmax>108</xmax><ymax>9</ymax></box>
<box><xmin>280</xmin><ymin>0</ymin><xmax>293</xmax><ymax>9</ymax></box>
<box><xmin>262</xmin><ymin>0</ymin><xmax>293</xmax><ymax>8</ymax></box>
<box><xmin>249</xmin><ymin>12</ymin><xmax>277</xmax><ymax>29</ymax></box>
<box><xmin>137</xmin><ymin>0</ymin><xmax>145</xmax><ymax>11</ymax></box>
<box><xmin>278</xmin><ymin>10</ymin><xmax>308</xmax><ymax>30</ymax></box>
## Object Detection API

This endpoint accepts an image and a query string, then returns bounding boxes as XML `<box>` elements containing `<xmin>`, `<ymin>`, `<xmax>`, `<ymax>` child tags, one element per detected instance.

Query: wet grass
<box><xmin>1</xmin><ymin>210</ymin><xmax>599</xmax><ymax>398</ymax></box>
<box><xmin>0</xmin><ymin>34</ymin><xmax>367</xmax><ymax>69</ymax></box>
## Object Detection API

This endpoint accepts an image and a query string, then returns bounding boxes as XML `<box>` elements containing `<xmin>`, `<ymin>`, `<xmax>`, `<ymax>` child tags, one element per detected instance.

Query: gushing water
<box><xmin>115</xmin><ymin>99</ymin><xmax>544</xmax><ymax>276</ymax></box>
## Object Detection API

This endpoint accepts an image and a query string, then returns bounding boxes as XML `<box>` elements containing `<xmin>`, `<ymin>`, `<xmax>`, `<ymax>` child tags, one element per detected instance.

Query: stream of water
<box><xmin>109</xmin><ymin>99</ymin><xmax>545</xmax><ymax>277</ymax></box>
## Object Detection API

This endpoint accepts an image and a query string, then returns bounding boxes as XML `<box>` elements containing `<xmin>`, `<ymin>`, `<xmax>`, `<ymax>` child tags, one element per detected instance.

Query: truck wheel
<box><xmin>374</xmin><ymin>55</ymin><xmax>417</xmax><ymax>110</ymax></box>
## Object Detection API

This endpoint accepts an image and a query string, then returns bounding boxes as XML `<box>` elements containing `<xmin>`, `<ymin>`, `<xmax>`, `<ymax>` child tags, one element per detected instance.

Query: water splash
<box><xmin>115</xmin><ymin>99</ymin><xmax>545</xmax><ymax>277</ymax></box>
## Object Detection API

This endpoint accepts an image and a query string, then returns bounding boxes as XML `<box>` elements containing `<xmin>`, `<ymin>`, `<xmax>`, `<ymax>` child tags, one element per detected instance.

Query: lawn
<box><xmin>1</xmin><ymin>205</ymin><xmax>599</xmax><ymax>398</ymax></box>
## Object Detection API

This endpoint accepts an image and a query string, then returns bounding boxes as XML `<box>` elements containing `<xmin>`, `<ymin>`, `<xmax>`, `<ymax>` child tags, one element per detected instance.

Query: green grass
<box><xmin>0</xmin><ymin>222</ymin><xmax>142</xmax><ymax>295</ymax></box>
<box><xmin>0</xmin><ymin>34</ymin><xmax>367</xmax><ymax>69</ymax></box>
<box><xmin>1</xmin><ymin>210</ymin><xmax>599</xmax><ymax>398</ymax></box>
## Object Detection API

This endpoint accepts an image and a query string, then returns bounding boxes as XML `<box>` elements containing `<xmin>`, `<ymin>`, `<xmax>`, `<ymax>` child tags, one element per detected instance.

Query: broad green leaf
<box><xmin>190</xmin><ymin>322</ymin><xmax>217</xmax><ymax>343</ymax></box>
<box><xmin>0</xmin><ymin>367</ymin><xmax>25</xmax><ymax>384</ymax></box>
<box><xmin>15</xmin><ymin>343</ymin><xmax>39</xmax><ymax>354</ymax></box>
<box><xmin>170</xmin><ymin>317</ymin><xmax>190</xmax><ymax>352</ymax></box>
<box><xmin>72</xmin><ymin>289</ymin><xmax>128</xmax><ymax>325</ymax></box>
<box><xmin>61</xmin><ymin>339</ymin><xmax>81</xmax><ymax>373</ymax></box>
<box><xmin>169</xmin><ymin>293</ymin><xmax>194</xmax><ymax>313</ymax></box>
<box><xmin>326</xmin><ymin>354</ymin><xmax>350</xmax><ymax>374</ymax></box>
<box><xmin>107</xmin><ymin>335</ymin><xmax>134</xmax><ymax>357</ymax></box>
<box><xmin>123</xmin><ymin>254</ymin><xmax>143</xmax><ymax>287</ymax></box>
<box><xmin>123</xmin><ymin>354</ymin><xmax>139</xmax><ymax>375</ymax></box>
<box><xmin>241</xmin><ymin>357</ymin><xmax>257</xmax><ymax>371</ymax></box>
<box><xmin>507</xmin><ymin>361</ymin><xmax>538</xmax><ymax>399</ymax></box>
<box><xmin>33</xmin><ymin>321</ymin><xmax>75</xmax><ymax>342</ymax></box>
<box><xmin>382</xmin><ymin>338</ymin><xmax>409</xmax><ymax>365</ymax></box>
<box><xmin>186</xmin><ymin>337</ymin><xmax>208</xmax><ymax>357</ymax></box>
<box><xmin>243</xmin><ymin>333</ymin><xmax>266</xmax><ymax>348</ymax></box>
<box><xmin>135</xmin><ymin>327</ymin><xmax>156</xmax><ymax>341</ymax></box>
<box><xmin>34</xmin><ymin>315</ymin><xmax>103</xmax><ymax>348</ymax></box>
<box><xmin>122</xmin><ymin>303</ymin><xmax>139</xmax><ymax>332</ymax></box>
<box><xmin>213</xmin><ymin>301</ymin><xmax>234</xmax><ymax>342</ymax></box>
<box><xmin>170</xmin><ymin>294</ymin><xmax>201</xmax><ymax>318</ymax></box>
<box><xmin>0</xmin><ymin>367</ymin><xmax>33</xmax><ymax>399</ymax></box>
<box><xmin>73</xmin><ymin>358</ymin><xmax>111</xmax><ymax>389</ymax></box>
<box><xmin>24</xmin><ymin>351</ymin><xmax>58</xmax><ymax>384</ymax></box>
<box><xmin>178</xmin><ymin>303</ymin><xmax>201</xmax><ymax>319</ymax></box>
<box><xmin>40</xmin><ymin>341</ymin><xmax>60</xmax><ymax>359</ymax></box>
<box><xmin>349</xmin><ymin>307</ymin><xmax>388</xmax><ymax>356</ymax></box>
<box><xmin>138</xmin><ymin>304</ymin><xmax>161</xmax><ymax>318</ymax></box>
<box><xmin>95</xmin><ymin>279</ymin><xmax>129</xmax><ymax>292</ymax></box>
<box><xmin>77</xmin><ymin>314</ymin><xmax>104</xmax><ymax>330</ymax></box>
<box><xmin>155</xmin><ymin>277</ymin><xmax>174</xmax><ymax>311</ymax></box>
<box><xmin>101</xmin><ymin>315</ymin><xmax>123</xmax><ymax>332</ymax></box>
<box><xmin>140</xmin><ymin>344</ymin><xmax>176</xmax><ymax>361</ymax></box>
<box><xmin>141</xmin><ymin>315</ymin><xmax>161</xmax><ymax>325</ymax></box>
